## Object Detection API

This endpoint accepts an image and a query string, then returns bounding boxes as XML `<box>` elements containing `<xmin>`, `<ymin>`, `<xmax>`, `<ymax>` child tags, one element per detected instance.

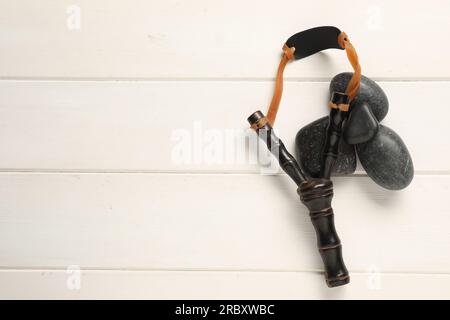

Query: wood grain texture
<box><xmin>0</xmin><ymin>80</ymin><xmax>446</xmax><ymax>172</ymax></box>
<box><xmin>1</xmin><ymin>0</ymin><xmax>449</xmax><ymax>79</ymax></box>
<box><xmin>0</xmin><ymin>173</ymin><xmax>448</xmax><ymax>274</ymax></box>
<box><xmin>1</xmin><ymin>270</ymin><xmax>449</xmax><ymax>300</ymax></box>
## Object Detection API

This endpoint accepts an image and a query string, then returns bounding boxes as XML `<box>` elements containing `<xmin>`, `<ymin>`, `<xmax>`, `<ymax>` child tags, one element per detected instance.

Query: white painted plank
<box><xmin>0</xmin><ymin>269</ymin><xmax>449</xmax><ymax>299</ymax></box>
<box><xmin>0</xmin><ymin>173</ymin><xmax>448</xmax><ymax>273</ymax></box>
<box><xmin>0</xmin><ymin>80</ymin><xmax>446</xmax><ymax>172</ymax></box>
<box><xmin>1</xmin><ymin>0</ymin><xmax>449</xmax><ymax>79</ymax></box>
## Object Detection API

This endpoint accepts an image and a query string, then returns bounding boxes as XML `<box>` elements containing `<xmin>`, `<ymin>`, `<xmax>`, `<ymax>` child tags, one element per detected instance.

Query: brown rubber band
<box><xmin>337</xmin><ymin>32</ymin><xmax>361</xmax><ymax>101</ymax></box>
<box><xmin>328</xmin><ymin>101</ymin><xmax>350</xmax><ymax>112</ymax></box>
<box><xmin>265</xmin><ymin>44</ymin><xmax>295</xmax><ymax>126</ymax></box>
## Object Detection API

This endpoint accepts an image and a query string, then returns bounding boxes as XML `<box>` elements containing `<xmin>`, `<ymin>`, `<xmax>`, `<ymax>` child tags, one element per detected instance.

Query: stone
<box><xmin>330</xmin><ymin>72</ymin><xmax>389</xmax><ymax>121</ymax></box>
<box><xmin>295</xmin><ymin>116</ymin><xmax>356</xmax><ymax>178</ymax></box>
<box><xmin>356</xmin><ymin>125</ymin><xmax>414</xmax><ymax>190</ymax></box>
<box><xmin>343</xmin><ymin>103</ymin><xmax>379</xmax><ymax>145</ymax></box>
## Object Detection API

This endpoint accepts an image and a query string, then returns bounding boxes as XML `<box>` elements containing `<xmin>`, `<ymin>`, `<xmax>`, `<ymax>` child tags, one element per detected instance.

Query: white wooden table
<box><xmin>0</xmin><ymin>0</ymin><xmax>449</xmax><ymax>299</ymax></box>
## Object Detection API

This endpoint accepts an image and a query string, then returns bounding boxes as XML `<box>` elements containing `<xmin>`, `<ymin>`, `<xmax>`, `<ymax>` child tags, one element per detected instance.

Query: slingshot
<box><xmin>247</xmin><ymin>26</ymin><xmax>413</xmax><ymax>287</ymax></box>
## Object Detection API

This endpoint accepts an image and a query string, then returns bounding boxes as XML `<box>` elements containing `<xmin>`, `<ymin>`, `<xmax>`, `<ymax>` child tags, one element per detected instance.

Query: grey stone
<box><xmin>330</xmin><ymin>72</ymin><xmax>389</xmax><ymax>121</ymax></box>
<box><xmin>344</xmin><ymin>103</ymin><xmax>379</xmax><ymax>145</ymax></box>
<box><xmin>295</xmin><ymin>116</ymin><xmax>356</xmax><ymax>178</ymax></box>
<box><xmin>356</xmin><ymin>125</ymin><xmax>414</xmax><ymax>190</ymax></box>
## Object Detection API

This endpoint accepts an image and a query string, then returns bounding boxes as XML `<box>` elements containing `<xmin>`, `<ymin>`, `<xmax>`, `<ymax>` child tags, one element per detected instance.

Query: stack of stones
<box><xmin>295</xmin><ymin>73</ymin><xmax>414</xmax><ymax>190</ymax></box>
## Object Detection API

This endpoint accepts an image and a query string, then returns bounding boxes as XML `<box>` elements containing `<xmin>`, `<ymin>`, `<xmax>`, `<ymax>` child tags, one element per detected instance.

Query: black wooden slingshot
<box><xmin>247</xmin><ymin>26</ymin><xmax>413</xmax><ymax>287</ymax></box>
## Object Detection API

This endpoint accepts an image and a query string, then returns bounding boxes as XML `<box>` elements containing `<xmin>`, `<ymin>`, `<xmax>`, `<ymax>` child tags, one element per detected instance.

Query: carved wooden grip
<box><xmin>299</xmin><ymin>179</ymin><xmax>349</xmax><ymax>287</ymax></box>
<box><xmin>248</xmin><ymin>110</ymin><xmax>349</xmax><ymax>287</ymax></box>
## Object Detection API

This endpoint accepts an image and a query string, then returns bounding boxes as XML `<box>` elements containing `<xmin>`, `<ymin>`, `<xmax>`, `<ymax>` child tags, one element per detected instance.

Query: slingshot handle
<box><xmin>299</xmin><ymin>178</ymin><xmax>349</xmax><ymax>287</ymax></box>
<box><xmin>248</xmin><ymin>110</ymin><xmax>349</xmax><ymax>287</ymax></box>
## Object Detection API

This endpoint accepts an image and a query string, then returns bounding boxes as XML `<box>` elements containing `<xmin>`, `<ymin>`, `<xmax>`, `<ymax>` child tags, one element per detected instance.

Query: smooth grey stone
<box><xmin>295</xmin><ymin>116</ymin><xmax>356</xmax><ymax>178</ymax></box>
<box><xmin>344</xmin><ymin>103</ymin><xmax>379</xmax><ymax>145</ymax></box>
<box><xmin>330</xmin><ymin>72</ymin><xmax>389</xmax><ymax>121</ymax></box>
<box><xmin>356</xmin><ymin>125</ymin><xmax>414</xmax><ymax>190</ymax></box>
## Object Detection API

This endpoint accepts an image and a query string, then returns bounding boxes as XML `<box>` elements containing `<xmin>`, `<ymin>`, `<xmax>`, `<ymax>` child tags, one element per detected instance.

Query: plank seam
<box><xmin>0</xmin><ymin>267</ymin><xmax>449</xmax><ymax>276</ymax></box>
<box><xmin>0</xmin><ymin>170</ymin><xmax>444</xmax><ymax>176</ymax></box>
<box><xmin>1</xmin><ymin>78</ymin><xmax>450</xmax><ymax>83</ymax></box>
